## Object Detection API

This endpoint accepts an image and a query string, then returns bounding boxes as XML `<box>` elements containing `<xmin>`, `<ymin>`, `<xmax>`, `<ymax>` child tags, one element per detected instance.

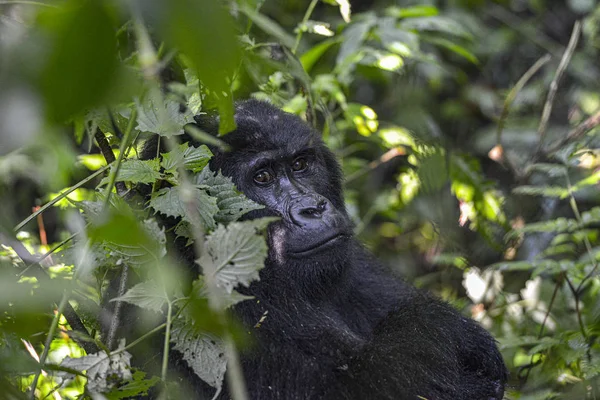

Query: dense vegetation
<box><xmin>0</xmin><ymin>0</ymin><xmax>599</xmax><ymax>399</ymax></box>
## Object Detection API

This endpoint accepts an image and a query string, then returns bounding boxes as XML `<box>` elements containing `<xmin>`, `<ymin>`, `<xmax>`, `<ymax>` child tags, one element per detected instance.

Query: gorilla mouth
<box><xmin>288</xmin><ymin>233</ymin><xmax>350</xmax><ymax>257</ymax></box>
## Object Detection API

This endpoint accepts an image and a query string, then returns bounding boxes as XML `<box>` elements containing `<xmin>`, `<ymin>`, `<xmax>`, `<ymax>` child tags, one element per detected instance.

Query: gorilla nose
<box><xmin>291</xmin><ymin>197</ymin><xmax>329</xmax><ymax>225</ymax></box>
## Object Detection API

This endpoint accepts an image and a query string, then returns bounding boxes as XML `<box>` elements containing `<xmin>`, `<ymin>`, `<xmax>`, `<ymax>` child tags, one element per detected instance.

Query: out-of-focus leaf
<box><xmin>99</xmin><ymin>159</ymin><xmax>161</xmax><ymax>186</ymax></box>
<box><xmin>161</xmin><ymin>143</ymin><xmax>213</xmax><ymax>174</ymax></box>
<box><xmin>170</xmin><ymin>317</ymin><xmax>226</xmax><ymax>390</ymax></box>
<box><xmin>104</xmin><ymin>370</ymin><xmax>160</xmax><ymax>400</ymax></box>
<box><xmin>195</xmin><ymin>168</ymin><xmax>264</xmax><ymax>224</ymax></box>
<box><xmin>336</xmin><ymin>16</ymin><xmax>376</xmax><ymax>66</ymax></box>
<box><xmin>238</xmin><ymin>3</ymin><xmax>296</xmax><ymax>49</ymax></box>
<box><xmin>386</xmin><ymin>5</ymin><xmax>439</xmax><ymax>18</ymax></box>
<box><xmin>60</xmin><ymin>342</ymin><xmax>132</xmax><ymax>393</ymax></box>
<box><xmin>401</xmin><ymin>16</ymin><xmax>472</xmax><ymax>39</ymax></box>
<box><xmin>513</xmin><ymin>185</ymin><xmax>569</xmax><ymax>198</ymax></box>
<box><xmin>110</xmin><ymin>280</ymin><xmax>168</xmax><ymax>313</ymax></box>
<box><xmin>149</xmin><ymin>187</ymin><xmax>218</xmax><ymax>231</ymax></box>
<box><xmin>300</xmin><ymin>39</ymin><xmax>340</xmax><ymax>72</ymax></box>
<box><xmin>423</xmin><ymin>36</ymin><xmax>478</xmax><ymax>64</ymax></box>
<box><xmin>136</xmin><ymin>97</ymin><xmax>194</xmax><ymax>137</ymax></box>
<box><xmin>163</xmin><ymin>0</ymin><xmax>240</xmax><ymax>134</ymax></box>
<box><xmin>38</xmin><ymin>0</ymin><xmax>118</xmax><ymax>122</ymax></box>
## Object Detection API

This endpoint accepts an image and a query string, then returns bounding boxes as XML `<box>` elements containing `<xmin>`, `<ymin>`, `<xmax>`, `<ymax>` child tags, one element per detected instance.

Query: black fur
<box><xmin>140</xmin><ymin>100</ymin><xmax>507</xmax><ymax>400</ymax></box>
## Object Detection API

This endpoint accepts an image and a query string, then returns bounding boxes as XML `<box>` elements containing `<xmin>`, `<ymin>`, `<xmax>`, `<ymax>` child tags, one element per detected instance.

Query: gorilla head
<box><xmin>203</xmin><ymin>100</ymin><xmax>354</xmax><ymax>288</ymax></box>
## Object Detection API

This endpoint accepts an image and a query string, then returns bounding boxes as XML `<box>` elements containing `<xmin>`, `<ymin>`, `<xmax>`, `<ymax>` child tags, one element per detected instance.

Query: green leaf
<box><xmin>300</xmin><ymin>39</ymin><xmax>340</xmax><ymax>72</ymax></box>
<box><xmin>92</xmin><ymin>218</ymin><xmax>167</xmax><ymax>268</ymax></box>
<box><xmin>111</xmin><ymin>280</ymin><xmax>168</xmax><ymax>313</ymax></box>
<box><xmin>60</xmin><ymin>342</ymin><xmax>132</xmax><ymax>393</ymax></box>
<box><xmin>136</xmin><ymin>97</ymin><xmax>195</xmax><ymax>137</ymax></box>
<box><xmin>386</xmin><ymin>5</ymin><xmax>439</xmax><ymax>18</ymax></box>
<box><xmin>170</xmin><ymin>318</ymin><xmax>226</xmax><ymax>390</ymax></box>
<box><xmin>164</xmin><ymin>0</ymin><xmax>239</xmax><ymax>135</ymax></box>
<box><xmin>161</xmin><ymin>143</ymin><xmax>213</xmax><ymax>174</ymax></box>
<box><xmin>197</xmin><ymin>218</ymin><xmax>273</xmax><ymax>294</ymax></box>
<box><xmin>38</xmin><ymin>0</ymin><xmax>118</xmax><ymax>122</ymax></box>
<box><xmin>512</xmin><ymin>185</ymin><xmax>569</xmax><ymax>198</ymax></box>
<box><xmin>238</xmin><ymin>3</ymin><xmax>296</xmax><ymax>49</ymax></box>
<box><xmin>336</xmin><ymin>17</ymin><xmax>376</xmax><ymax>66</ymax></box>
<box><xmin>195</xmin><ymin>168</ymin><xmax>264</xmax><ymax>224</ymax></box>
<box><xmin>149</xmin><ymin>187</ymin><xmax>218</xmax><ymax>231</ymax></box>
<box><xmin>422</xmin><ymin>36</ymin><xmax>478</xmax><ymax>65</ymax></box>
<box><xmin>192</xmin><ymin>277</ymin><xmax>254</xmax><ymax>309</ymax></box>
<box><xmin>105</xmin><ymin>370</ymin><xmax>160</xmax><ymax>400</ymax></box>
<box><xmin>99</xmin><ymin>159</ymin><xmax>162</xmax><ymax>186</ymax></box>
<box><xmin>400</xmin><ymin>16</ymin><xmax>472</xmax><ymax>40</ymax></box>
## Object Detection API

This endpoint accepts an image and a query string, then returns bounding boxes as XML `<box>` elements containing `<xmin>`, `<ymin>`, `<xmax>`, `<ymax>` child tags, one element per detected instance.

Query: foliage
<box><xmin>0</xmin><ymin>0</ymin><xmax>599</xmax><ymax>399</ymax></box>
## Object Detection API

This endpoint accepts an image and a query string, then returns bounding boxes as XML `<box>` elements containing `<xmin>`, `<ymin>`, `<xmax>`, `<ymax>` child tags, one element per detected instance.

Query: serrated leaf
<box><xmin>136</xmin><ymin>97</ymin><xmax>195</xmax><ymax>137</ymax></box>
<box><xmin>195</xmin><ymin>169</ymin><xmax>263</xmax><ymax>223</ymax></box>
<box><xmin>197</xmin><ymin>218</ymin><xmax>273</xmax><ymax>294</ymax></box>
<box><xmin>149</xmin><ymin>187</ymin><xmax>218</xmax><ymax>231</ymax></box>
<box><xmin>60</xmin><ymin>342</ymin><xmax>132</xmax><ymax>393</ymax></box>
<box><xmin>99</xmin><ymin>159</ymin><xmax>162</xmax><ymax>186</ymax></box>
<box><xmin>111</xmin><ymin>280</ymin><xmax>167</xmax><ymax>313</ymax></box>
<box><xmin>170</xmin><ymin>318</ymin><xmax>226</xmax><ymax>389</ymax></box>
<box><xmin>161</xmin><ymin>143</ymin><xmax>213</xmax><ymax>174</ymax></box>
<box><xmin>192</xmin><ymin>277</ymin><xmax>253</xmax><ymax>309</ymax></box>
<box><xmin>105</xmin><ymin>370</ymin><xmax>160</xmax><ymax>400</ymax></box>
<box><xmin>103</xmin><ymin>219</ymin><xmax>167</xmax><ymax>267</ymax></box>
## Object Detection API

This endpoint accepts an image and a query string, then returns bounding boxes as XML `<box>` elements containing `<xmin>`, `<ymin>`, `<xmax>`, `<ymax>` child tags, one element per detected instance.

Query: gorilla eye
<box><xmin>253</xmin><ymin>170</ymin><xmax>273</xmax><ymax>184</ymax></box>
<box><xmin>291</xmin><ymin>157</ymin><xmax>308</xmax><ymax>172</ymax></box>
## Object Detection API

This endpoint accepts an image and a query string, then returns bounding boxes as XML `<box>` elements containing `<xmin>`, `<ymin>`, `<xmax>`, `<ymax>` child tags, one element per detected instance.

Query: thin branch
<box><xmin>0</xmin><ymin>233</ymin><xmax>98</xmax><ymax>355</ymax></box>
<box><xmin>565</xmin><ymin>275</ymin><xmax>587</xmax><ymax>339</ymax></box>
<box><xmin>495</xmin><ymin>54</ymin><xmax>551</xmax><ymax>173</ymax></box>
<box><xmin>536</xmin><ymin>21</ymin><xmax>581</xmax><ymax>155</ymax></box>
<box><xmin>14</xmin><ymin>165</ymin><xmax>110</xmax><ymax>232</ymax></box>
<box><xmin>292</xmin><ymin>0</ymin><xmax>318</xmax><ymax>54</ymax></box>
<box><xmin>543</xmin><ymin>109</ymin><xmax>600</xmax><ymax>156</ymax></box>
<box><xmin>94</xmin><ymin>128</ymin><xmax>128</xmax><ymax>196</ymax></box>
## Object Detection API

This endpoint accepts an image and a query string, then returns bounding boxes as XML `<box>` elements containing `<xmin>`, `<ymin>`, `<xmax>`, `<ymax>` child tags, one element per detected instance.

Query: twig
<box><xmin>14</xmin><ymin>165</ymin><xmax>110</xmax><ymax>232</ymax></box>
<box><xmin>495</xmin><ymin>54</ymin><xmax>551</xmax><ymax>173</ymax></box>
<box><xmin>565</xmin><ymin>275</ymin><xmax>587</xmax><ymax>339</ymax></box>
<box><xmin>292</xmin><ymin>0</ymin><xmax>318</xmax><ymax>54</ymax></box>
<box><xmin>543</xmin><ymin>109</ymin><xmax>600</xmax><ymax>156</ymax></box>
<box><xmin>536</xmin><ymin>21</ymin><xmax>581</xmax><ymax>155</ymax></box>
<box><xmin>0</xmin><ymin>233</ymin><xmax>98</xmax><ymax>355</ymax></box>
<box><xmin>94</xmin><ymin>128</ymin><xmax>128</xmax><ymax>197</ymax></box>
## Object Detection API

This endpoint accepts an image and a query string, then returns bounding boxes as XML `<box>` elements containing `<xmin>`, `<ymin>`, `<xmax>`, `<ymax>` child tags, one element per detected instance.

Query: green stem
<box><xmin>161</xmin><ymin>302</ymin><xmax>173</xmax><ymax>382</ymax></box>
<box><xmin>14</xmin><ymin>165</ymin><xmax>110</xmax><ymax>232</ymax></box>
<box><xmin>29</xmin><ymin>293</ymin><xmax>70</xmax><ymax>400</ymax></box>
<box><xmin>292</xmin><ymin>0</ymin><xmax>318</xmax><ymax>54</ymax></box>
<box><xmin>102</xmin><ymin>107</ymin><xmax>138</xmax><ymax>207</ymax></box>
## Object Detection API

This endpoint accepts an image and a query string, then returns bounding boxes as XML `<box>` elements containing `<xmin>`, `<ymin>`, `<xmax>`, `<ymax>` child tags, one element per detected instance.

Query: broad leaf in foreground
<box><xmin>195</xmin><ymin>168</ymin><xmax>264</xmax><ymax>223</ymax></box>
<box><xmin>110</xmin><ymin>280</ymin><xmax>167</xmax><ymax>313</ymax></box>
<box><xmin>161</xmin><ymin>143</ymin><xmax>213</xmax><ymax>174</ymax></box>
<box><xmin>196</xmin><ymin>218</ymin><xmax>273</xmax><ymax>294</ymax></box>
<box><xmin>136</xmin><ymin>97</ymin><xmax>195</xmax><ymax>137</ymax></box>
<box><xmin>170</xmin><ymin>317</ymin><xmax>226</xmax><ymax>390</ymax></box>
<box><xmin>99</xmin><ymin>159</ymin><xmax>161</xmax><ymax>186</ymax></box>
<box><xmin>60</xmin><ymin>342</ymin><xmax>132</xmax><ymax>393</ymax></box>
<box><xmin>149</xmin><ymin>187</ymin><xmax>219</xmax><ymax>230</ymax></box>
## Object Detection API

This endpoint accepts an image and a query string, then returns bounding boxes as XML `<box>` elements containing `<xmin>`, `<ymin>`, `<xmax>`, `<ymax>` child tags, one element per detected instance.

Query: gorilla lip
<box><xmin>288</xmin><ymin>233</ymin><xmax>350</xmax><ymax>257</ymax></box>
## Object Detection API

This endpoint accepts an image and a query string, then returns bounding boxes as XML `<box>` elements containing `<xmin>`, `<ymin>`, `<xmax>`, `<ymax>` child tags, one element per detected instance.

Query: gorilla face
<box><xmin>206</xmin><ymin>100</ymin><xmax>353</xmax><ymax>268</ymax></box>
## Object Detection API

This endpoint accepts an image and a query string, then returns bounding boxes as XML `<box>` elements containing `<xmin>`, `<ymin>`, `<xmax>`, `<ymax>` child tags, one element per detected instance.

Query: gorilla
<box><xmin>141</xmin><ymin>99</ymin><xmax>507</xmax><ymax>400</ymax></box>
